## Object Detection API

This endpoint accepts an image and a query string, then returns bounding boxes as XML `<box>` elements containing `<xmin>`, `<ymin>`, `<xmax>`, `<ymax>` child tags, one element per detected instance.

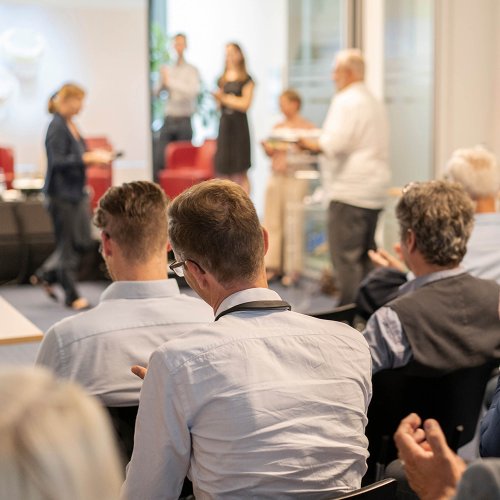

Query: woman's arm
<box><xmin>219</xmin><ymin>81</ymin><xmax>255</xmax><ymax>113</ymax></box>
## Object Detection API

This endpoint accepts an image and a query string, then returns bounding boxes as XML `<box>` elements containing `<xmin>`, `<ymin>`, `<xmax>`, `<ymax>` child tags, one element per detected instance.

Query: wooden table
<box><xmin>0</xmin><ymin>297</ymin><xmax>42</xmax><ymax>364</ymax></box>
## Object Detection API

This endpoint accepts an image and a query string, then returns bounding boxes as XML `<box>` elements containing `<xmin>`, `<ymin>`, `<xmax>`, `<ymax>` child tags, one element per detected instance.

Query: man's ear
<box><xmin>101</xmin><ymin>232</ymin><xmax>113</xmax><ymax>257</ymax></box>
<box><xmin>185</xmin><ymin>260</ymin><xmax>209</xmax><ymax>289</ymax></box>
<box><xmin>262</xmin><ymin>226</ymin><xmax>269</xmax><ymax>255</ymax></box>
<box><xmin>406</xmin><ymin>229</ymin><xmax>417</xmax><ymax>253</ymax></box>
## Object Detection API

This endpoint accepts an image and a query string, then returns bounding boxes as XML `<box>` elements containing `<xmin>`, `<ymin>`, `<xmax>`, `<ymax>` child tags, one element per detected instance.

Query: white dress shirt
<box><xmin>122</xmin><ymin>288</ymin><xmax>372</xmax><ymax>500</ymax></box>
<box><xmin>318</xmin><ymin>82</ymin><xmax>390</xmax><ymax>209</ymax></box>
<box><xmin>164</xmin><ymin>60</ymin><xmax>201</xmax><ymax>117</ymax></box>
<box><xmin>35</xmin><ymin>279</ymin><xmax>213</xmax><ymax>406</ymax></box>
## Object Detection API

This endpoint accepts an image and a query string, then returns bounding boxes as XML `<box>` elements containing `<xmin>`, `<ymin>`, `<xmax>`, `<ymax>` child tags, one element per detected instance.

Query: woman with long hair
<box><xmin>32</xmin><ymin>83</ymin><xmax>111</xmax><ymax>309</ymax></box>
<box><xmin>213</xmin><ymin>43</ymin><xmax>255</xmax><ymax>193</ymax></box>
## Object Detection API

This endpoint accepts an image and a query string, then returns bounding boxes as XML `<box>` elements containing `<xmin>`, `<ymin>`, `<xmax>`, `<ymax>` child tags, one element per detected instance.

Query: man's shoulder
<box><xmin>153</xmin><ymin>310</ymin><xmax>369</xmax><ymax>373</ymax></box>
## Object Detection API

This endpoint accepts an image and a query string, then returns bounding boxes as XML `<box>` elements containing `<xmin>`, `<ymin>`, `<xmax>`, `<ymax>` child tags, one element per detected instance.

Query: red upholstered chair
<box><xmin>0</xmin><ymin>146</ymin><xmax>15</xmax><ymax>189</ymax></box>
<box><xmin>85</xmin><ymin>137</ymin><xmax>113</xmax><ymax>210</ymax></box>
<box><xmin>158</xmin><ymin>140</ymin><xmax>216</xmax><ymax>199</ymax></box>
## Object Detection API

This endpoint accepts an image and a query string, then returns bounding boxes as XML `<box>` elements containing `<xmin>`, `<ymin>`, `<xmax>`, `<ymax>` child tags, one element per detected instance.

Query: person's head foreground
<box><xmin>0</xmin><ymin>367</ymin><xmax>122</xmax><ymax>500</ymax></box>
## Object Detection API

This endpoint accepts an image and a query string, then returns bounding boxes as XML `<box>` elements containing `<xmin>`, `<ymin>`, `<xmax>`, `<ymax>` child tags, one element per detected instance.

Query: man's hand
<box><xmin>368</xmin><ymin>247</ymin><xmax>406</xmax><ymax>272</ymax></box>
<box><xmin>297</xmin><ymin>137</ymin><xmax>321</xmax><ymax>153</ymax></box>
<box><xmin>394</xmin><ymin>413</ymin><xmax>467</xmax><ymax>500</ymax></box>
<box><xmin>131</xmin><ymin>365</ymin><xmax>148</xmax><ymax>380</ymax></box>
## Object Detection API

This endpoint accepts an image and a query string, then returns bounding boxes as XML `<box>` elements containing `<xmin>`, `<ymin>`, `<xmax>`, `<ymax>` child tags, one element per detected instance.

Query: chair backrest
<box><xmin>165</xmin><ymin>141</ymin><xmax>198</xmax><ymax>170</ymax></box>
<box><xmin>195</xmin><ymin>139</ymin><xmax>216</xmax><ymax>176</ymax></box>
<box><xmin>311</xmin><ymin>303</ymin><xmax>358</xmax><ymax>327</ymax></box>
<box><xmin>0</xmin><ymin>146</ymin><xmax>15</xmax><ymax>189</ymax></box>
<box><xmin>365</xmin><ymin>362</ymin><xmax>496</xmax><ymax>481</ymax></box>
<box><xmin>106</xmin><ymin>406</ymin><xmax>138</xmax><ymax>465</ymax></box>
<box><xmin>85</xmin><ymin>136</ymin><xmax>113</xmax><ymax>151</ymax></box>
<box><xmin>333</xmin><ymin>478</ymin><xmax>397</xmax><ymax>500</ymax></box>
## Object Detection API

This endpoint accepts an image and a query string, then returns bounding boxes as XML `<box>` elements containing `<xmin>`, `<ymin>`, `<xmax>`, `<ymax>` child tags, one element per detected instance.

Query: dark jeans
<box><xmin>153</xmin><ymin>116</ymin><xmax>193</xmax><ymax>181</ymax></box>
<box><xmin>328</xmin><ymin>201</ymin><xmax>381</xmax><ymax>306</ymax></box>
<box><xmin>37</xmin><ymin>196</ymin><xmax>92</xmax><ymax>305</ymax></box>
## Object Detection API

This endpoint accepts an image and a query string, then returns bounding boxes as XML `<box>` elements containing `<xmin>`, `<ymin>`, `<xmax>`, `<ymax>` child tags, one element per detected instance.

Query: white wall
<box><xmin>434</xmin><ymin>0</ymin><xmax>499</xmax><ymax>174</ymax></box>
<box><xmin>167</xmin><ymin>0</ymin><xmax>287</xmax><ymax>215</ymax></box>
<box><xmin>0</xmin><ymin>0</ymin><xmax>150</xmax><ymax>182</ymax></box>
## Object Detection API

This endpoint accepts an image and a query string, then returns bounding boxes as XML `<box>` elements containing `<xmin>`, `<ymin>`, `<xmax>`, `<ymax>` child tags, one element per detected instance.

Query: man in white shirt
<box><xmin>154</xmin><ymin>33</ymin><xmax>201</xmax><ymax>180</ymax></box>
<box><xmin>300</xmin><ymin>49</ymin><xmax>390</xmax><ymax>305</ymax></box>
<box><xmin>36</xmin><ymin>181</ymin><xmax>212</xmax><ymax>407</ymax></box>
<box><xmin>123</xmin><ymin>179</ymin><xmax>372</xmax><ymax>499</ymax></box>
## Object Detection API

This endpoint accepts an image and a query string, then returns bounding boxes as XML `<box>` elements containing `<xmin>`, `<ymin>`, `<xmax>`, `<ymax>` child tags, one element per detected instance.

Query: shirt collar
<box><xmin>100</xmin><ymin>279</ymin><xmax>180</xmax><ymax>302</ymax></box>
<box><xmin>215</xmin><ymin>288</ymin><xmax>282</xmax><ymax>318</ymax></box>
<box><xmin>399</xmin><ymin>267</ymin><xmax>466</xmax><ymax>296</ymax></box>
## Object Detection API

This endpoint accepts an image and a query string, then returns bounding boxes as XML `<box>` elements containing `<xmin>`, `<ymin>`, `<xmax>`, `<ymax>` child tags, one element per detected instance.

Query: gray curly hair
<box><xmin>396</xmin><ymin>180</ymin><xmax>474</xmax><ymax>266</ymax></box>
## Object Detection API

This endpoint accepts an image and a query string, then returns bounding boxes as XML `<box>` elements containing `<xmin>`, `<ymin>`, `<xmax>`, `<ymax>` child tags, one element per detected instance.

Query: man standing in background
<box><xmin>154</xmin><ymin>33</ymin><xmax>201</xmax><ymax>180</ymax></box>
<box><xmin>300</xmin><ymin>49</ymin><xmax>390</xmax><ymax>305</ymax></box>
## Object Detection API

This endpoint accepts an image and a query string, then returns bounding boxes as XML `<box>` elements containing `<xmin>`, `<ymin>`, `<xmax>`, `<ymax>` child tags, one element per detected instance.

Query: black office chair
<box><xmin>364</xmin><ymin>362</ymin><xmax>497</xmax><ymax>484</ymax></box>
<box><xmin>333</xmin><ymin>478</ymin><xmax>397</xmax><ymax>500</ymax></box>
<box><xmin>311</xmin><ymin>303</ymin><xmax>358</xmax><ymax>327</ymax></box>
<box><xmin>106</xmin><ymin>406</ymin><xmax>138</xmax><ymax>464</ymax></box>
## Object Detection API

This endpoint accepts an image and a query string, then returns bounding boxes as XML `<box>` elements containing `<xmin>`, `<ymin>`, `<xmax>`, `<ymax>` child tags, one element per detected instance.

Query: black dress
<box><xmin>214</xmin><ymin>76</ymin><xmax>253</xmax><ymax>175</ymax></box>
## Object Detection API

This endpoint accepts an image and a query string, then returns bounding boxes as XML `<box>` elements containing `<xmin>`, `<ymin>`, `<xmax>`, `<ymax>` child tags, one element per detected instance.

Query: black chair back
<box><xmin>311</xmin><ymin>303</ymin><xmax>358</xmax><ymax>326</ymax></box>
<box><xmin>364</xmin><ymin>362</ymin><xmax>496</xmax><ymax>483</ymax></box>
<box><xmin>334</xmin><ymin>478</ymin><xmax>397</xmax><ymax>500</ymax></box>
<box><xmin>106</xmin><ymin>406</ymin><xmax>138</xmax><ymax>464</ymax></box>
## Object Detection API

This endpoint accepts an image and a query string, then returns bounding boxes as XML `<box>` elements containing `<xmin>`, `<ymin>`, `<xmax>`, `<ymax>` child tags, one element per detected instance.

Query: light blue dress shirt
<box><xmin>35</xmin><ymin>279</ymin><xmax>213</xmax><ymax>406</ymax></box>
<box><xmin>122</xmin><ymin>287</ymin><xmax>372</xmax><ymax>500</ymax></box>
<box><xmin>462</xmin><ymin>212</ymin><xmax>500</xmax><ymax>283</ymax></box>
<box><xmin>363</xmin><ymin>268</ymin><xmax>467</xmax><ymax>374</ymax></box>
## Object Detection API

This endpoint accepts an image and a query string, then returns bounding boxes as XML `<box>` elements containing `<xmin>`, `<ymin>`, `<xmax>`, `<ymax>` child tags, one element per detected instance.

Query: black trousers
<box><xmin>328</xmin><ymin>201</ymin><xmax>381</xmax><ymax>306</ymax></box>
<box><xmin>37</xmin><ymin>196</ymin><xmax>92</xmax><ymax>305</ymax></box>
<box><xmin>154</xmin><ymin>116</ymin><xmax>193</xmax><ymax>181</ymax></box>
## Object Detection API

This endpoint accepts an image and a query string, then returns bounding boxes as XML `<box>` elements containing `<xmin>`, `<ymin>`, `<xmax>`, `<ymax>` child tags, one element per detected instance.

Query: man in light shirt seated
<box><xmin>36</xmin><ymin>181</ymin><xmax>213</xmax><ymax>407</ymax></box>
<box><xmin>122</xmin><ymin>179</ymin><xmax>372</xmax><ymax>499</ymax></box>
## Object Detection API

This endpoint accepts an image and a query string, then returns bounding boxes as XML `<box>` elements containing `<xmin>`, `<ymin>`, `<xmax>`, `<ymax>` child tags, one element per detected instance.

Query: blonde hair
<box><xmin>335</xmin><ymin>49</ymin><xmax>365</xmax><ymax>79</ymax></box>
<box><xmin>48</xmin><ymin>83</ymin><xmax>85</xmax><ymax>114</ymax></box>
<box><xmin>445</xmin><ymin>146</ymin><xmax>500</xmax><ymax>200</ymax></box>
<box><xmin>0</xmin><ymin>368</ymin><xmax>122</xmax><ymax>500</ymax></box>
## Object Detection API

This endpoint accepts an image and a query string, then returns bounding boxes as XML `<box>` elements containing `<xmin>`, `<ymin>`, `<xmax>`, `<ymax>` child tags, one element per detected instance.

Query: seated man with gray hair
<box><xmin>362</xmin><ymin>180</ymin><xmax>500</xmax><ymax>481</ymax></box>
<box><xmin>447</xmin><ymin>145</ymin><xmax>500</xmax><ymax>282</ymax></box>
<box><xmin>123</xmin><ymin>179</ymin><xmax>372</xmax><ymax>499</ymax></box>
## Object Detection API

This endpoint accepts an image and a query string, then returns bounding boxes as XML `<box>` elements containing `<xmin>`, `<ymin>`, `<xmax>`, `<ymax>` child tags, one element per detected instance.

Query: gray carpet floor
<box><xmin>0</xmin><ymin>278</ymin><xmax>337</xmax><ymax>333</ymax></box>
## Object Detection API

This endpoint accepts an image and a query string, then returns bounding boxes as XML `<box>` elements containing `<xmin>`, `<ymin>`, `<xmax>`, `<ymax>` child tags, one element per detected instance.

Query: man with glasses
<box><xmin>123</xmin><ymin>179</ymin><xmax>372</xmax><ymax>499</ymax></box>
<box><xmin>36</xmin><ymin>181</ymin><xmax>212</xmax><ymax>407</ymax></box>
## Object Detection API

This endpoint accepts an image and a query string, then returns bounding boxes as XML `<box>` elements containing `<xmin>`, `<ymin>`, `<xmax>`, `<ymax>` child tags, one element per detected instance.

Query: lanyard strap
<box><xmin>214</xmin><ymin>300</ymin><xmax>292</xmax><ymax>322</ymax></box>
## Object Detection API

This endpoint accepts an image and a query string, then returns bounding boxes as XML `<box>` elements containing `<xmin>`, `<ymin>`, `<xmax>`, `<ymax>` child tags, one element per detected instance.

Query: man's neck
<box><xmin>112</xmin><ymin>258</ymin><xmax>168</xmax><ymax>282</ymax></box>
<box><xmin>210</xmin><ymin>271</ymin><xmax>268</xmax><ymax>314</ymax></box>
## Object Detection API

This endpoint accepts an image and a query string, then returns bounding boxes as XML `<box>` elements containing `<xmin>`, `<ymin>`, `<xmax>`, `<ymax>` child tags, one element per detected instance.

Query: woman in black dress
<box><xmin>33</xmin><ymin>84</ymin><xmax>111</xmax><ymax>309</ymax></box>
<box><xmin>213</xmin><ymin>43</ymin><xmax>255</xmax><ymax>193</ymax></box>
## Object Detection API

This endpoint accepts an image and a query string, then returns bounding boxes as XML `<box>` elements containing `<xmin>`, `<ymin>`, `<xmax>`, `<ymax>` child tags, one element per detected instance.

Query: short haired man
<box><xmin>122</xmin><ymin>180</ymin><xmax>372</xmax><ymax>499</ymax></box>
<box><xmin>299</xmin><ymin>48</ymin><xmax>390</xmax><ymax>305</ymax></box>
<box><xmin>36</xmin><ymin>181</ymin><xmax>212</xmax><ymax>407</ymax></box>
<box><xmin>154</xmin><ymin>33</ymin><xmax>201</xmax><ymax>180</ymax></box>
<box><xmin>363</xmin><ymin>180</ymin><xmax>500</xmax><ymax>375</ymax></box>
<box><xmin>446</xmin><ymin>145</ymin><xmax>500</xmax><ymax>282</ymax></box>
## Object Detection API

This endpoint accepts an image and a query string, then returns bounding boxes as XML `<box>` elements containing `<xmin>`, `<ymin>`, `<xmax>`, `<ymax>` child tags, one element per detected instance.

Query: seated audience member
<box><xmin>358</xmin><ymin>146</ymin><xmax>500</xmax><ymax>318</ymax></box>
<box><xmin>446</xmin><ymin>146</ymin><xmax>500</xmax><ymax>282</ymax></box>
<box><xmin>262</xmin><ymin>89</ymin><xmax>317</xmax><ymax>285</ymax></box>
<box><xmin>480</xmin><ymin>374</ymin><xmax>500</xmax><ymax>457</ymax></box>
<box><xmin>395</xmin><ymin>413</ymin><xmax>500</xmax><ymax>500</ymax></box>
<box><xmin>363</xmin><ymin>180</ymin><xmax>500</xmax><ymax>374</ymax></box>
<box><xmin>122</xmin><ymin>180</ymin><xmax>372</xmax><ymax>499</ymax></box>
<box><xmin>36</xmin><ymin>181</ymin><xmax>213</xmax><ymax>407</ymax></box>
<box><xmin>0</xmin><ymin>367</ymin><xmax>122</xmax><ymax>500</ymax></box>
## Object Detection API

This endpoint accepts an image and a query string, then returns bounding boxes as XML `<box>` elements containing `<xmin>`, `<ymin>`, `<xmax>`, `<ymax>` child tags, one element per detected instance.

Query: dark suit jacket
<box><xmin>44</xmin><ymin>113</ymin><xmax>87</xmax><ymax>202</ymax></box>
<box><xmin>481</xmin><ymin>374</ymin><xmax>500</xmax><ymax>458</ymax></box>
